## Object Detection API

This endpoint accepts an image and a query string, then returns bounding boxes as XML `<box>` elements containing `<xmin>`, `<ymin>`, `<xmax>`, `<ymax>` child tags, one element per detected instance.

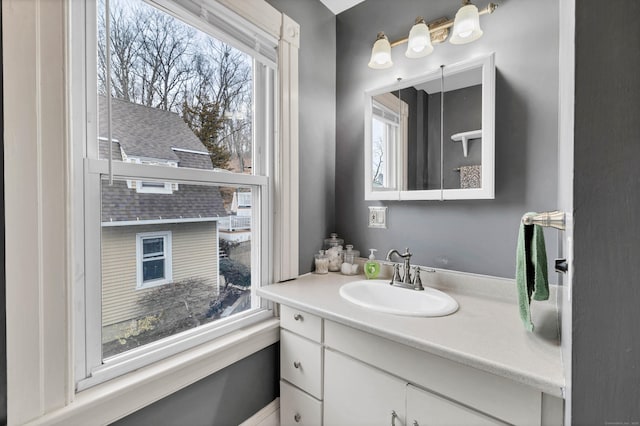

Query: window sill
<box><xmin>27</xmin><ymin>318</ymin><xmax>280</xmax><ymax>426</ymax></box>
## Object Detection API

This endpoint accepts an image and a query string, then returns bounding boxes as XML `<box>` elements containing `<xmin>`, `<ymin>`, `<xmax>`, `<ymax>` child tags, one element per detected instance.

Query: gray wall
<box><xmin>266</xmin><ymin>0</ymin><xmax>337</xmax><ymax>274</ymax></box>
<box><xmin>572</xmin><ymin>0</ymin><xmax>640</xmax><ymax>422</ymax></box>
<box><xmin>114</xmin><ymin>344</ymin><xmax>278</xmax><ymax>426</ymax></box>
<box><xmin>336</xmin><ymin>0</ymin><xmax>559</xmax><ymax>278</ymax></box>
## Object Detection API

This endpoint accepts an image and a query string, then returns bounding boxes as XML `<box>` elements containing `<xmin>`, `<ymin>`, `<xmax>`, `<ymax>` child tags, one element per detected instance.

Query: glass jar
<box><xmin>326</xmin><ymin>245</ymin><xmax>343</xmax><ymax>272</ymax></box>
<box><xmin>341</xmin><ymin>244</ymin><xmax>360</xmax><ymax>275</ymax></box>
<box><xmin>323</xmin><ymin>233</ymin><xmax>344</xmax><ymax>250</ymax></box>
<box><xmin>323</xmin><ymin>233</ymin><xmax>344</xmax><ymax>272</ymax></box>
<box><xmin>314</xmin><ymin>250</ymin><xmax>329</xmax><ymax>274</ymax></box>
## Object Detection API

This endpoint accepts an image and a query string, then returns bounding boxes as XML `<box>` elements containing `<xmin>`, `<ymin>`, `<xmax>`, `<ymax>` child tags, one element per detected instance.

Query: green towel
<box><xmin>516</xmin><ymin>214</ymin><xmax>549</xmax><ymax>331</ymax></box>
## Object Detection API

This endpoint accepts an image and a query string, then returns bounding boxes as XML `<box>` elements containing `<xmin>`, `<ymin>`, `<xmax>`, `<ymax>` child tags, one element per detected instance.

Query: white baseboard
<box><xmin>240</xmin><ymin>398</ymin><xmax>280</xmax><ymax>426</ymax></box>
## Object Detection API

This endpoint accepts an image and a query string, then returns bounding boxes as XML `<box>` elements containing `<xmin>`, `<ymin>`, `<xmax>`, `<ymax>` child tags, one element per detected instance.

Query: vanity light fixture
<box><xmin>368</xmin><ymin>0</ymin><xmax>498</xmax><ymax>69</ymax></box>
<box><xmin>367</xmin><ymin>32</ymin><xmax>393</xmax><ymax>69</ymax></box>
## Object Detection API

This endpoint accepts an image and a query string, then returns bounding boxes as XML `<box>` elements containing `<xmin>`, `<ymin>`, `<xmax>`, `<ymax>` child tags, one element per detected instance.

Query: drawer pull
<box><xmin>294</xmin><ymin>413</ymin><xmax>301</xmax><ymax>423</ymax></box>
<box><xmin>293</xmin><ymin>361</ymin><xmax>301</xmax><ymax>369</ymax></box>
<box><xmin>294</xmin><ymin>313</ymin><xmax>304</xmax><ymax>321</ymax></box>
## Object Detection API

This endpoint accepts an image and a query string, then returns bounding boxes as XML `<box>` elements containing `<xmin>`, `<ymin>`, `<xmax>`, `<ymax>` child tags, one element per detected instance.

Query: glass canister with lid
<box><xmin>341</xmin><ymin>244</ymin><xmax>360</xmax><ymax>275</ymax></box>
<box><xmin>314</xmin><ymin>250</ymin><xmax>329</xmax><ymax>274</ymax></box>
<box><xmin>323</xmin><ymin>233</ymin><xmax>344</xmax><ymax>272</ymax></box>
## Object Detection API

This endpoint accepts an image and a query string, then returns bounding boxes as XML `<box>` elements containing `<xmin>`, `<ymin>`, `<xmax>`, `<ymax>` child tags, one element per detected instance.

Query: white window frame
<box><xmin>371</xmin><ymin>102</ymin><xmax>400</xmax><ymax>189</ymax></box>
<box><xmin>77</xmin><ymin>0</ymin><xmax>282</xmax><ymax>391</ymax></box>
<box><xmin>136</xmin><ymin>231</ymin><xmax>173</xmax><ymax>289</ymax></box>
<box><xmin>3</xmin><ymin>0</ymin><xmax>299</xmax><ymax>423</ymax></box>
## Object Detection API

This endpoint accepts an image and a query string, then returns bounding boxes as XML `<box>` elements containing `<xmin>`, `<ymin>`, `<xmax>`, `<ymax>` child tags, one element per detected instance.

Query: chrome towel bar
<box><xmin>521</xmin><ymin>210</ymin><xmax>566</xmax><ymax>231</ymax></box>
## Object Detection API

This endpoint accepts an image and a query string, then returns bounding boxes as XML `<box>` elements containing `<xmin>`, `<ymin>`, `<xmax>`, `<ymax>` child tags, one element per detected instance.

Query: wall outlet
<box><xmin>368</xmin><ymin>206</ymin><xmax>387</xmax><ymax>229</ymax></box>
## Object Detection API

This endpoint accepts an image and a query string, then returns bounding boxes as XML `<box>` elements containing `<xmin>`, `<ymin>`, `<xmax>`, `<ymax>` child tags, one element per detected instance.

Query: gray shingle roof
<box><xmin>99</xmin><ymin>97</ymin><xmax>227</xmax><ymax>223</ymax></box>
<box><xmin>101</xmin><ymin>180</ymin><xmax>226</xmax><ymax>223</ymax></box>
<box><xmin>99</xmin><ymin>97</ymin><xmax>209</xmax><ymax>162</ymax></box>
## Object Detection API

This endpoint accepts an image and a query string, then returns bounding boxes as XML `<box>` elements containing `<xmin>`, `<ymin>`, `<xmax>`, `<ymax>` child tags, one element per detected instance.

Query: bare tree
<box><xmin>98</xmin><ymin>0</ymin><xmax>142</xmax><ymax>101</ymax></box>
<box><xmin>205</xmin><ymin>41</ymin><xmax>253</xmax><ymax>172</ymax></box>
<box><xmin>135</xmin><ymin>8</ymin><xmax>195</xmax><ymax>111</ymax></box>
<box><xmin>372</xmin><ymin>135</ymin><xmax>385</xmax><ymax>186</ymax></box>
<box><xmin>98</xmin><ymin>0</ymin><xmax>255</xmax><ymax>171</ymax></box>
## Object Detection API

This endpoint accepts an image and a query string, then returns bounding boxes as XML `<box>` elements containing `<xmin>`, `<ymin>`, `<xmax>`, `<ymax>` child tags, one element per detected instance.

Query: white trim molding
<box><xmin>273</xmin><ymin>13</ymin><xmax>300</xmax><ymax>282</ymax></box>
<box><xmin>3</xmin><ymin>0</ymin><xmax>71</xmax><ymax>423</ymax></box>
<box><xmin>102</xmin><ymin>217</ymin><xmax>220</xmax><ymax>227</ymax></box>
<box><xmin>171</xmin><ymin>147</ymin><xmax>211</xmax><ymax>156</ymax></box>
<box><xmin>27</xmin><ymin>320</ymin><xmax>280</xmax><ymax>426</ymax></box>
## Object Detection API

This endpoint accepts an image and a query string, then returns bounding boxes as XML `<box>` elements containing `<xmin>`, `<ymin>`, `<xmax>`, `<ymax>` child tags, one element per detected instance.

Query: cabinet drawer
<box><xmin>280</xmin><ymin>380</ymin><xmax>322</xmax><ymax>426</ymax></box>
<box><xmin>281</xmin><ymin>330</ymin><xmax>323</xmax><ymax>399</ymax></box>
<box><xmin>281</xmin><ymin>306</ymin><xmax>322</xmax><ymax>342</ymax></box>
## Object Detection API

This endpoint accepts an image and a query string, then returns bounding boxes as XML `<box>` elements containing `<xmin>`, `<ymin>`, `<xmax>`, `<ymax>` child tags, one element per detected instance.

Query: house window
<box><xmin>137</xmin><ymin>231</ymin><xmax>172</xmax><ymax>288</ymax></box>
<box><xmin>74</xmin><ymin>0</ymin><xmax>280</xmax><ymax>390</ymax></box>
<box><xmin>125</xmin><ymin>157</ymin><xmax>179</xmax><ymax>193</ymax></box>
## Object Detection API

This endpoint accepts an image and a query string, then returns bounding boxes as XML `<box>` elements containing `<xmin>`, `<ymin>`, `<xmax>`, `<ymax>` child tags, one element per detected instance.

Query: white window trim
<box><xmin>135</xmin><ymin>180</ymin><xmax>174</xmax><ymax>194</ymax></box>
<box><xmin>125</xmin><ymin>157</ymin><xmax>179</xmax><ymax>193</ymax></box>
<box><xmin>3</xmin><ymin>0</ymin><xmax>299</xmax><ymax>424</ymax></box>
<box><xmin>136</xmin><ymin>231</ymin><xmax>173</xmax><ymax>289</ymax></box>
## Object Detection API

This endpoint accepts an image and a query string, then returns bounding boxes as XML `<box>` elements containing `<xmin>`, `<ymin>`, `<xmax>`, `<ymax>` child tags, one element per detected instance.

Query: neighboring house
<box><xmin>98</xmin><ymin>97</ymin><xmax>228</xmax><ymax>342</ymax></box>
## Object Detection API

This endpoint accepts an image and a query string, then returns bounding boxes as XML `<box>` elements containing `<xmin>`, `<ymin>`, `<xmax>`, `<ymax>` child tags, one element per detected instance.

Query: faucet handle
<box><xmin>412</xmin><ymin>266</ymin><xmax>424</xmax><ymax>291</ymax></box>
<box><xmin>390</xmin><ymin>263</ymin><xmax>402</xmax><ymax>285</ymax></box>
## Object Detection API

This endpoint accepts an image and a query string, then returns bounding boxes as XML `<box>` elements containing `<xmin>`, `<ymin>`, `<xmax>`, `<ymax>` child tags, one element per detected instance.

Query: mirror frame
<box><xmin>364</xmin><ymin>53</ymin><xmax>495</xmax><ymax>201</ymax></box>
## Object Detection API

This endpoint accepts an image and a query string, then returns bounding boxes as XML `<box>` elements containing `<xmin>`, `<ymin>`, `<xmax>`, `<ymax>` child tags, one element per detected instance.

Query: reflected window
<box><xmin>371</xmin><ymin>100</ymin><xmax>400</xmax><ymax>188</ymax></box>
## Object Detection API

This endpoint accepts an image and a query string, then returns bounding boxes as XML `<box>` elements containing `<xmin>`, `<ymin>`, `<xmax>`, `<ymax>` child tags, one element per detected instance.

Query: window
<box><xmin>136</xmin><ymin>231</ymin><xmax>172</xmax><ymax>288</ymax></box>
<box><xmin>74</xmin><ymin>0</ymin><xmax>282</xmax><ymax>390</ymax></box>
<box><xmin>125</xmin><ymin>157</ymin><xmax>179</xmax><ymax>193</ymax></box>
<box><xmin>6</xmin><ymin>0</ymin><xmax>297</xmax><ymax>421</ymax></box>
<box><xmin>371</xmin><ymin>93</ymin><xmax>409</xmax><ymax>191</ymax></box>
<box><xmin>372</xmin><ymin>100</ymin><xmax>400</xmax><ymax>189</ymax></box>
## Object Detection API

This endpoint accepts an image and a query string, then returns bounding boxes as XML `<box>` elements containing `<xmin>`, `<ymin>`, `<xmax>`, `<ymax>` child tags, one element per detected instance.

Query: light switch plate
<box><xmin>368</xmin><ymin>206</ymin><xmax>387</xmax><ymax>229</ymax></box>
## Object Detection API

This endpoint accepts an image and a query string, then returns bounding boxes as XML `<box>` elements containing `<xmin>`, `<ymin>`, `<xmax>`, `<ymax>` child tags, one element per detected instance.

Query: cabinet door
<box><xmin>324</xmin><ymin>349</ymin><xmax>406</xmax><ymax>426</ymax></box>
<box><xmin>407</xmin><ymin>384</ymin><xmax>506</xmax><ymax>426</ymax></box>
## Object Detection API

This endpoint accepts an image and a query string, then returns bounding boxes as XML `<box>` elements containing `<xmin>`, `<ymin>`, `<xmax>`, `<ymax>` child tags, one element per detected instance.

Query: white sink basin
<box><xmin>339</xmin><ymin>280</ymin><xmax>458</xmax><ymax>317</ymax></box>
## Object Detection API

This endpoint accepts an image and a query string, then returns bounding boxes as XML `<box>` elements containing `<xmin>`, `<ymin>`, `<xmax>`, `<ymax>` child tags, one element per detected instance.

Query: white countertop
<box><xmin>258</xmin><ymin>270</ymin><xmax>565</xmax><ymax>397</ymax></box>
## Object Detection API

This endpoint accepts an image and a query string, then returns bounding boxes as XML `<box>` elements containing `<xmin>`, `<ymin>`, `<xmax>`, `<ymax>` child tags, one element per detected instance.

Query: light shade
<box><xmin>368</xmin><ymin>32</ymin><xmax>393</xmax><ymax>69</ymax></box>
<box><xmin>405</xmin><ymin>18</ymin><xmax>433</xmax><ymax>58</ymax></box>
<box><xmin>450</xmin><ymin>3</ymin><xmax>483</xmax><ymax>44</ymax></box>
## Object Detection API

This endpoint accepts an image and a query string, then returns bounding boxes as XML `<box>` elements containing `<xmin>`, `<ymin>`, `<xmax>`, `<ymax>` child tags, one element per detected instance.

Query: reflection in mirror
<box><xmin>364</xmin><ymin>53</ymin><xmax>494</xmax><ymax>201</ymax></box>
<box><xmin>443</xmin><ymin>66</ymin><xmax>483</xmax><ymax>190</ymax></box>
<box><xmin>371</xmin><ymin>92</ymin><xmax>403</xmax><ymax>191</ymax></box>
<box><xmin>402</xmin><ymin>75</ymin><xmax>442</xmax><ymax>191</ymax></box>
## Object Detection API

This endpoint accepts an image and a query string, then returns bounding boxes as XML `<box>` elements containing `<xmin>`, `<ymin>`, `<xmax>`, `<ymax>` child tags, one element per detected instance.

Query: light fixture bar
<box><xmin>388</xmin><ymin>3</ymin><xmax>497</xmax><ymax>48</ymax></box>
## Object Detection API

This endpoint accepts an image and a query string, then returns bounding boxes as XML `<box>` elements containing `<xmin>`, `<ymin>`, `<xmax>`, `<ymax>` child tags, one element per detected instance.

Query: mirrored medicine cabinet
<box><xmin>364</xmin><ymin>53</ymin><xmax>495</xmax><ymax>201</ymax></box>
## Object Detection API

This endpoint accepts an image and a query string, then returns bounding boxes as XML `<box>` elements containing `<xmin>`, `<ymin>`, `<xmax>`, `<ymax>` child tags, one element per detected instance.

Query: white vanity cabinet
<box><xmin>279</xmin><ymin>306</ymin><xmax>324</xmax><ymax>426</ymax></box>
<box><xmin>277</xmin><ymin>304</ymin><xmax>563</xmax><ymax>426</ymax></box>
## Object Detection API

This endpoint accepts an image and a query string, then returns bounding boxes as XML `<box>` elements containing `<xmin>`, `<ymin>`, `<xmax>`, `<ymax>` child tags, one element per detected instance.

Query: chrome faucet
<box><xmin>386</xmin><ymin>248</ymin><xmax>425</xmax><ymax>291</ymax></box>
